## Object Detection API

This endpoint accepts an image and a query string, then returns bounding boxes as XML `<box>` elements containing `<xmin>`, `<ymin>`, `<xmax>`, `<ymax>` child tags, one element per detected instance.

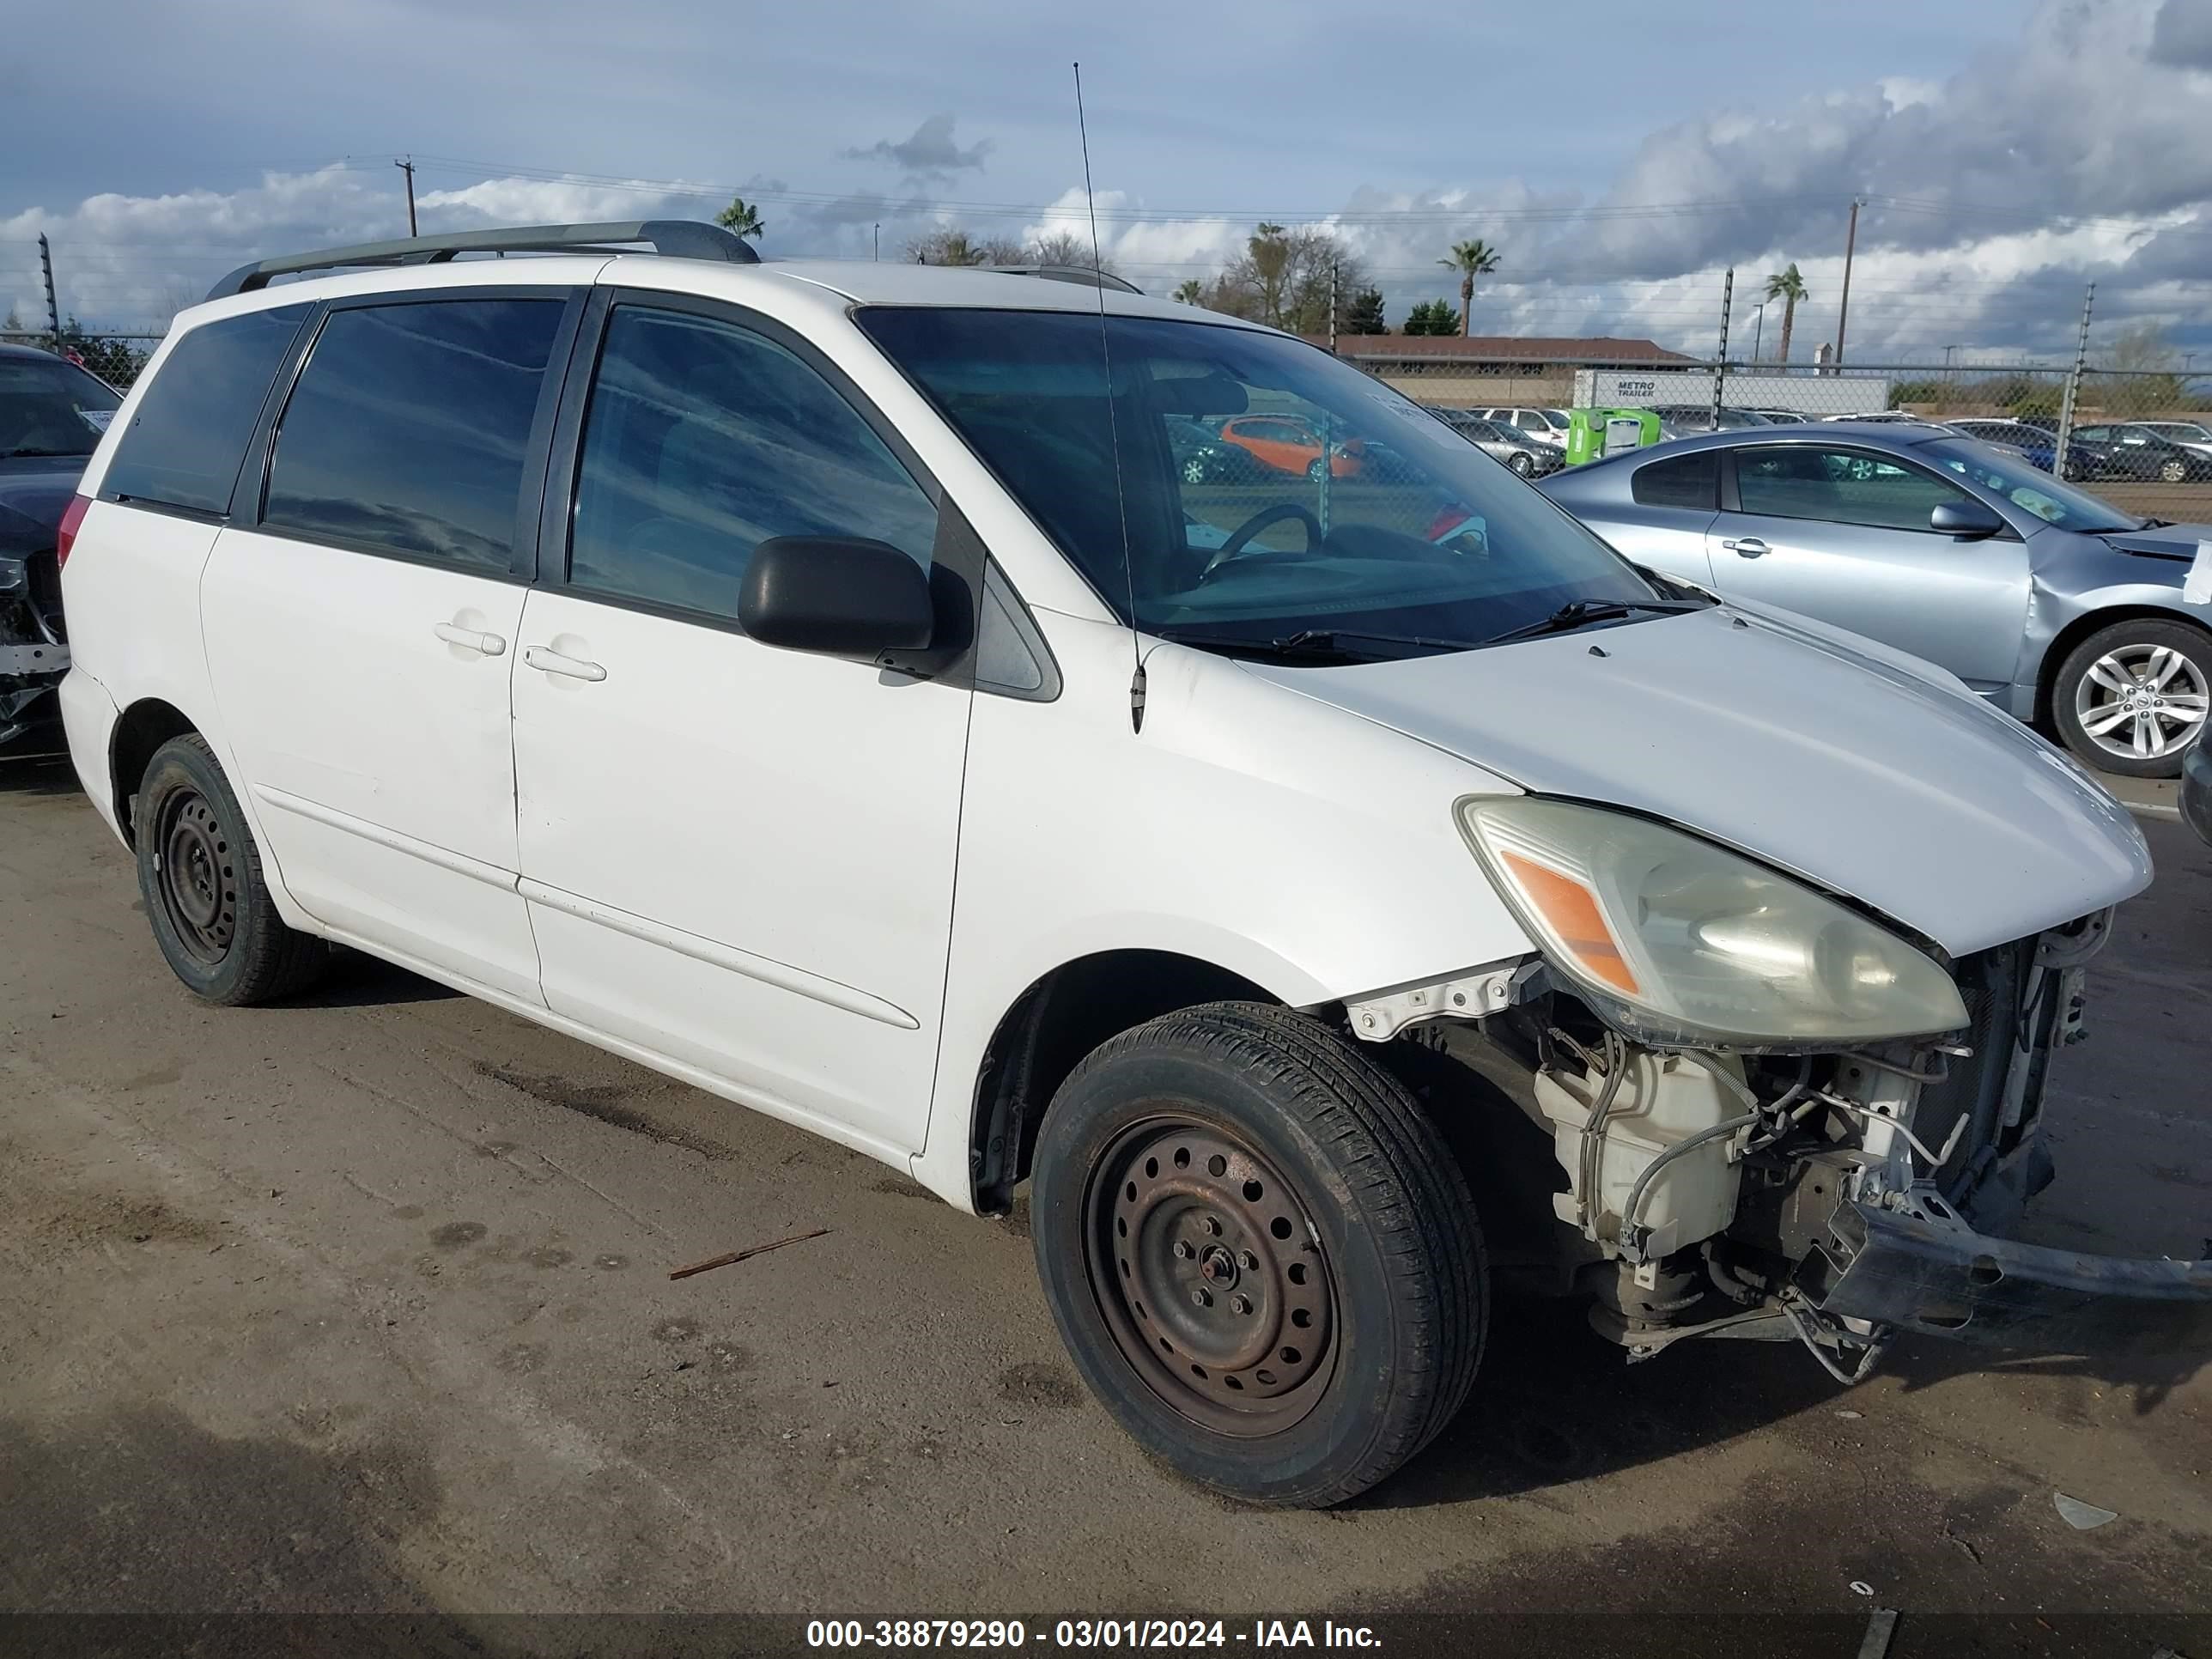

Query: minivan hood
<box><xmin>1240</xmin><ymin>605</ymin><xmax>2150</xmax><ymax>957</ymax></box>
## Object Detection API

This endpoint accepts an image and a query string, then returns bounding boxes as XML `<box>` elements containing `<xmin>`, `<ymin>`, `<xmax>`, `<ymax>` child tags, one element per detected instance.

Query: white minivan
<box><xmin>56</xmin><ymin>222</ymin><xmax>2207</xmax><ymax>1507</ymax></box>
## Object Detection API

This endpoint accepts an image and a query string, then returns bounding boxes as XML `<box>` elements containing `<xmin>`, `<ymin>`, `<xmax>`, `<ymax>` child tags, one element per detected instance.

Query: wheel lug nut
<box><xmin>1239</xmin><ymin>1250</ymin><xmax>1259</xmax><ymax>1271</ymax></box>
<box><xmin>1191</xmin><ymin>1288</ymin><xmax>1212</xmax><ymax>1309</ymax></box>
<box><xmin>1231</xmin><ymin>1294</ymin><xmax>1251</xmax><ymax>1315</ymax></box>
<box><xmin>1172</xmin><ymin>1240</ymin><xmax>1194</xmax><ymax>1260</ymax></box>
<box><xmin>1201</xmin><ymin>1217</ymin><xmax>1222</xmax><ymax>1237</ymax></box>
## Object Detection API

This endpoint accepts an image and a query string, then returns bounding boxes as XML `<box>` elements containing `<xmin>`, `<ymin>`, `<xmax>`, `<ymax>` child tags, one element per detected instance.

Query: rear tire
<box><xmin>2051</xmin><ymin>617</ymin><xmax>2212</xmax><ymax>779</ymax></box>
<box><xmin>135</xmin><ymin>734</ymin><xmax>332</xmax><ymax>1005</ymax></box>
<box><xmin>1030</xmin><ymin>1001</ymin><xmax>1487</xmax><ymax>1508</ymax></box>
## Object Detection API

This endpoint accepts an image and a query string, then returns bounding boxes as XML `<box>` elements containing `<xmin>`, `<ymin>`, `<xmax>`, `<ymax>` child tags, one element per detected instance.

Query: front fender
<box><xmin>911</xmin><ymin>612</ymin><xmax>1534</xmax><ymax>1209</ymax></box>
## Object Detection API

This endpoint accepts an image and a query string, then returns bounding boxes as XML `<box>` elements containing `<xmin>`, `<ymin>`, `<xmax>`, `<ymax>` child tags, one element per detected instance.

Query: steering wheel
<box><xmin>1200</xmin><ymin>502</ymin><xmax>1326</xmax><ymax>582</ymax></box>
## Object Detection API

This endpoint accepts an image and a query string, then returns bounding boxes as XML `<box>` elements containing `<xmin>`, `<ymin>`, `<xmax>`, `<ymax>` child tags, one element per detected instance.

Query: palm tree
<box><xmin>1438</xmin><ymin>240</ymin><xmax>1500</xmax><ymax>338</ymax></box>
<box><xmin>1171</xmin><ymin>279</ymin><xmax>1205</xmax><ymax>306</ymax></box>
<box><xmin>715</xmin><ymin>197</ymin><xmax>765</xmax><ymax>242</ymax></box>
<box><xmin>1763</xmin><ymin>263</ymin><xmax>1808</xmax><ymax>363</ymax></box>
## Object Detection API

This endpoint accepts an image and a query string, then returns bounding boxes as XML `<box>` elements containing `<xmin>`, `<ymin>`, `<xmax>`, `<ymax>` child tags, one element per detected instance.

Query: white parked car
<box><xmin>1474</xmin><ymin>405</ymin><xmax>1571</xmax><ymax>448</ymax></box>
<box><xmin>57</xmin><ymin>221</ymin><xmax>2203</xmax><ymax>1509</ymax></box>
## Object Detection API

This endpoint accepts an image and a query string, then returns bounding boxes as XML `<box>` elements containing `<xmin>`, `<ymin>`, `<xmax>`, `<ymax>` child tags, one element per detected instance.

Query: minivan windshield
<box><xmin>0</xmin><ymin>353</ymin><xmax>122</xmax><ymax>459</ymax></box>
<box><xmin>859</xmin><ymin>307</ymin><xmax>1670</xmax><ymax>657</ymax></box>
<box><xmin>1922</xmin><ymin>439</ymin><xmax>2148</xmax><ymax>533</ymax></box>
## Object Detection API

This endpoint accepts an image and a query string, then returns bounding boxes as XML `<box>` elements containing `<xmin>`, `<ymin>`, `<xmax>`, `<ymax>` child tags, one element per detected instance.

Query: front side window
<box><xmin>568</xmin><ymin>307</ymin><xmax>937</xmax><ymax>621</ymax></box>
<box><xmin>0</xmin><ymin>351</ymin><xmax>123</xmax><ymax>461</ymax></box>
<box><xmin>1734</xmin><ymin>446</ymin><xmax>1971</xmax><ymax>532</ymax></box>
<box><xmin>103</xmin><ymin>305</ymin><xmax>308</xmax><ymax>513</ymax></box>
<box><xmin>857</xmin><ymin>307</ymin><xmax>1662</xmax><ymax>655</ymax></box>
<box><xmin>264</xmin><ymin>298</ymin><xmax>563</xmax><ymax>569</ymax></box>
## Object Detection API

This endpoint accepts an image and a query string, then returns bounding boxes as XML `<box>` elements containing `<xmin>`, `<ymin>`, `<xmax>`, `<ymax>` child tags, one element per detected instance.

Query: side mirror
<box><xmin>739</xmin><ymin>536</ymin><xmax>934</xmax><ymax>659</ymax></box>
<box><xmin>1929</xmin><ymin>501</ymin><xmax>2005</xmax><ymax>538</ymax></box>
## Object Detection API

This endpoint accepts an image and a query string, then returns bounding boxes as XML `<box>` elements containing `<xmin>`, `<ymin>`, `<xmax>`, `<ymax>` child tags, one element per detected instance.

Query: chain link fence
<box><xmin>2</xmin><ymin>329</ymin><xmax>160</xmax><ymax>388</ymax></box>
<box><xmin>1364</xmin><ymin>355</ymin><xmax>2212</xmax><ymax>526</ymax></box>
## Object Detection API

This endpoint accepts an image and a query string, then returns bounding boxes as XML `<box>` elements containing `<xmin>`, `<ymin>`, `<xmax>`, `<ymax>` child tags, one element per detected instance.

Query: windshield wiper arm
<box><xmin>1481</xmin><ymin>598</ymin><xmax>1703</xmax><ymax>647</ymax></box>
<box><xmin>1154</xmin><ymin>627</ymin><xmax>1477</xmax><ymax>663</ymax></box>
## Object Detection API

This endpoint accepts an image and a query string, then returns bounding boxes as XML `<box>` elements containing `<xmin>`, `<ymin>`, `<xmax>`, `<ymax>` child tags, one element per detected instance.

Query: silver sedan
<box><xmin>1540</xmin><ymin>422</ymin><xmax>2212</xmax><ymax>776</ymax></box>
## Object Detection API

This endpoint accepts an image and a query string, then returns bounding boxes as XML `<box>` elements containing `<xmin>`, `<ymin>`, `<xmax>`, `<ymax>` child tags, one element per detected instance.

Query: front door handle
<box><xmin>433</xmin><ymin>622</ymin><xmax>507</xmax><ymax>655</ymax></box>
<box><xmin>1721</xmin><ymin>537</ymin><xmax>1771</xmax><ymax>558</ymax></box>
<box><xmin>522</xmin><ymin>644</ymin><xmax>607</xmax><ymax>682</ymax></box>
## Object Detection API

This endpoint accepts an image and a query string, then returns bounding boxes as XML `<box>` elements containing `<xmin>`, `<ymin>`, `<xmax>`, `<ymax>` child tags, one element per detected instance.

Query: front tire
<box><xmin>1030</xmin><ymin>1002</ymin><xmax>1487</xmax><ymax>1508</ymax></box>
<box><xmin>1508</xmin><ymin>452</ymin><xmax>1534</xmax><ymax>477</ymax></box>
<box><xmin>2051</xmin><ymin>618</ymin><xmax>2212</xmax><ymax>778</ymax></box>
<box><xmin>135</xmin><ymin>734</ymin><xmax>332</xmax><ymax>1005</ymax></box>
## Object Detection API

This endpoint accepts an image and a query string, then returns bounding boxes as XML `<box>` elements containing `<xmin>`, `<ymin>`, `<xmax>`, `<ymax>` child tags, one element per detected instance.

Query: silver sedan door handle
<box><xmin>522</xmin><ymin>644</ymin><xmax>607</xmax><ymax>682</ymax></box>
<box><xmin>433</xmin><ymin>622</ymin><xmax>507</xmax><ymax>655</ymax></box>
<box><xmin>1721</xmin><ymin>537</ymin><xmax>1770</xmax><ymax>558</ymax></box>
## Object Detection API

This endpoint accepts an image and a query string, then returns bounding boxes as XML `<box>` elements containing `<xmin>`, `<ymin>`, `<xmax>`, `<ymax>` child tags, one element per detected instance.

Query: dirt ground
<box><xmin>2</xmin><ymin>757</ymin><xmax>2207</xmax><ymax>1657</ymax></box>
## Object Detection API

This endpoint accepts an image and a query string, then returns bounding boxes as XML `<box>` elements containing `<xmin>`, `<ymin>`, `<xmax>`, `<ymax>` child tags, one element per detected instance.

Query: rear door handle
<box><xmin>433</xmin><ymin>622</ymin><xmax>507</xmax><ymax>656</ymax></box>
<box><xmin>522</xmin><ymin>644</ymin><xmax>607</xmax><ymax>682</ymax></box>
<box><xmin>1721</xmin><ymin>537</ymin><xmax>1770</xmax><ymax>558</ymax></box>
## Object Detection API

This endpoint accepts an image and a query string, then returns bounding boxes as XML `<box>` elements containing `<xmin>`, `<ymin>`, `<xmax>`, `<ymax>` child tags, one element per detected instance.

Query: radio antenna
<box><xmin>1074</xmin><ymin>61</ymin><xmax>1145</xmax><ymax>735</ymax></box>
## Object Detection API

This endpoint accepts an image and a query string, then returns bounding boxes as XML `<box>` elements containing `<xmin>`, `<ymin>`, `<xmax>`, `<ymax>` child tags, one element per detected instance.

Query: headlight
<box><xmin>1458</xmin><ymin>797</ymin><xmax>1969</xmax><ymax>1048</ymax></box>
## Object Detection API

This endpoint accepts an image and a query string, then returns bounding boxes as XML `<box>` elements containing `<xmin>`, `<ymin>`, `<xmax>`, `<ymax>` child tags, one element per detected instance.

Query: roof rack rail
<box><xmin>987</xmin><ymin>264</ymin><xmax>1143</xmax><ymax>295</ymax></box>
<box><xmin>205</xmin><ymin>220</ymin><xmax>758</xmax><ymax>301</ymax></box>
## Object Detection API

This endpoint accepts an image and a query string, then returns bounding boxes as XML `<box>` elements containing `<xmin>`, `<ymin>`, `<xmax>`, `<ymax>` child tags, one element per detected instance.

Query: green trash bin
<box><xmin>1565</xmin><ymin>407</ymin><xmax>1662</xmax><ymax>465</ymax></box>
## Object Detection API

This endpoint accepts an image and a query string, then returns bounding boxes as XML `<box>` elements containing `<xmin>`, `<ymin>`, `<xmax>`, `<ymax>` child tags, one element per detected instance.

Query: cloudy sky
<box><xmin>4</xmin><ymin>0</ymin><xmax>2210</xmax><ymax>365</ymax></box>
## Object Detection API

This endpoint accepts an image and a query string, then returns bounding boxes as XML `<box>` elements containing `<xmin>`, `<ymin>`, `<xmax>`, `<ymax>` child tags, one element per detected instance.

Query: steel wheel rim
<box><xmin>1083</xmin><ymin>1117</ymin><xmax>1337</xmax><ymax>1437</ymax></box>
<box><xmin>155</xmin><ymin>787</ymin><xmax>237</xmax><ymax>963</ymax></box>
<box><xmin>2075</xmin><ymin>643</ymin><xmax>2210</xmax><ymax>761</ymax></box>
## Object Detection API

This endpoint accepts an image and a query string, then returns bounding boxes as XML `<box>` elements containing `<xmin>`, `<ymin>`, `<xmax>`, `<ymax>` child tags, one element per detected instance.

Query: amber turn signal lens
<box><xmin>1498</xmin><ymin>849</ymin><xmax>1640</xmax><ymax>994</ymax></box>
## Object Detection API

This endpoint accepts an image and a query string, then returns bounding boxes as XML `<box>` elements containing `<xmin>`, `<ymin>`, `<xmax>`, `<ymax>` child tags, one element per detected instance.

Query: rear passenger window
<box><xmin>263</xmin><ymin>298</ymin><xmax>564</xmax><ymax>571</ymax></box>
<box><xmin>567</xmin><ymin>306</ymin><xmax>936</xmax><ymax>620</ymax></box>
<box><xmin>1630</xmin><ymin>451</ymin><xmax>1720</xmax><ymax>509</ymax></box>
<box><xmin>103</xmin><ymin>305</ymin><xmax>309</xmax><ymax>514</ymax></box>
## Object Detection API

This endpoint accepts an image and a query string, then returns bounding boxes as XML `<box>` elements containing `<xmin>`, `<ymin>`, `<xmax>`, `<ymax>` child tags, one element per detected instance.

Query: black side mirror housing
<box><xmin>739</xmin><ymin>536</ymin><xmax>935</xmax><ymax>659</ymax></box>
<box><xmin>1930</xmin><ymin>501</ymin><xmax>2006</xmax><ymax>538</ymax></box>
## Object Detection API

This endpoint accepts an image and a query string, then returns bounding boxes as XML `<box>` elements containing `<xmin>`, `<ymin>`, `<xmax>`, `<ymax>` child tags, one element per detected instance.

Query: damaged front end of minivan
<box><xmin>0</xmin><ymin>544</ymin><xmax>70</xmax><ymax>754</ymax></box>
<box><xmin>1345</xmin><ymin>799</ymin><xmax>2212</xmax><ymax>1383</ymax></box>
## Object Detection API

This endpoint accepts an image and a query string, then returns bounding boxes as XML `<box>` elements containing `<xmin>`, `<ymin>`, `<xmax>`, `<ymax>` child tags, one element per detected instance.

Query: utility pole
<box><xmin>1712</xmin><ymin>266</ymin><xmax>1733</xmax><ymax>428</ymax></box>
<box><xmin>1328</xmin><ymin>261</ymin><xmax>1340</xmax><ymax>356</ymax></box>
<box><xmin>1833</xmin><ymin>197</ymin><xmax>1863</xmax><ymax>366</ymax></box>
<box><xmin>395</xmin><ymin>157</ymin><xmax>417</xmax><ymax>238</ymax></box>
<box><xmin>1941</xmin><ymin>344</ymin><xmax>1960</xmax><ymax>415</ymax></box>
<box><xmin>1752</xmin><ymin>301</ymin><xmax>1765</xmax><ymax>363</ymax></box>
<box><xmin>38</xmin><ymin>234</ymin><xmax>61</xmax><ymax>351</ymax></box>
<box><xmin>872</xmin><ymin>222</ymin><xmax>880</xmax><ymax>262</ymax></box>
<box><xmin>2053</xmin><ymin>283</ymin><xmax>2095</xmax><ymax>484</ymax></box>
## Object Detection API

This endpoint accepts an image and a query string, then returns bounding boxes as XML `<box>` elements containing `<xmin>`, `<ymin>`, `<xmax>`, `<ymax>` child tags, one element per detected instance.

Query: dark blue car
<box><xmin>1</xmin><ymin>343</ymin><xmax>118</xmax><ymax>754</ymax></box>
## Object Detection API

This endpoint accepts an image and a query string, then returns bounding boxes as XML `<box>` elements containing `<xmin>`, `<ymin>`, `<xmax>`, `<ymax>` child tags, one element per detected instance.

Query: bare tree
<box><xmin>905</xmin><ymin>227</ymin><xmax>1024</xmax><ymax>265</ymax></box>
<box><xmin>1215</xmin><ymin>224</ymin><xmax>1369</xmax><ymax>334</ymax></box>
<box><xmin>1024</xmin><ymin>228</ymin><xmax>1120</xmax><ymax>275</ymax></box>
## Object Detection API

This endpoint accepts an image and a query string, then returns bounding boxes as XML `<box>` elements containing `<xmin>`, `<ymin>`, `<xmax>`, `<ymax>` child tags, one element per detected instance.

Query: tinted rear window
<box><xmin>103</xmin><ymin>305</ymin><xmax>309</xmax><ymax>514</ymax></box>
<box><xmin>1630</xmin><ymin>450</ymin><xmax>1720</xmax><ymax>509</ymax></box>
<box><xmin>0</xmin><ymin>353</ymin><xmax>122</xmax><ymax>459</ymax></box>
<box><xmin>264</xmin><ymin>298</ymin><xmax>564</xmax><ymax>571</ymax></box>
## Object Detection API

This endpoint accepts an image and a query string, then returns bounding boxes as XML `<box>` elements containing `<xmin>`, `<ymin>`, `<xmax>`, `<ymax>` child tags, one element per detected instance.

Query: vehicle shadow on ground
<box><xmin>289</xmin><ymin>951</ymin><xmax>463</xmax><ymax>1008</ymax></box>
<box><xmin>0</xmin><ymin>755</ymin><xmax>82</xmax><ymax>796</ymax></box>
<box><xmin>1352</xmin><ymin>1296</ymin><xmax>2210</xmax><ymax>1510</ymax></box>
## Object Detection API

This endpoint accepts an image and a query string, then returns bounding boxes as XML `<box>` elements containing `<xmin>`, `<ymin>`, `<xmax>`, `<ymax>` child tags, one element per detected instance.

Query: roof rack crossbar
<box><xmin>205</xmin><ymin>220</ymin><xmax>758</xmax><ymax>301</ymax></box>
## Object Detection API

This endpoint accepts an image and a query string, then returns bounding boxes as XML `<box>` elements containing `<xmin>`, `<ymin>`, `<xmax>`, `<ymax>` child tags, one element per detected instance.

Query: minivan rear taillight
<box><xmin>54</xmin><ymin>494</ymin><xmax>91</xmax><ymax>570</ymax></box>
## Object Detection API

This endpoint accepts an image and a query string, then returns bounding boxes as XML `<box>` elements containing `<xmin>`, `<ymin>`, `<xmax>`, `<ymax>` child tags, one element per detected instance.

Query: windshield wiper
<box><xmin>1154</xmin><ymin>627</ymin><xmax>1477</xmax><ymax>663</ymax></box>
<box><xmin>1480</xmin><ymin>598</ymin><xmax>1704</xmax><ymax>647</ymax></box>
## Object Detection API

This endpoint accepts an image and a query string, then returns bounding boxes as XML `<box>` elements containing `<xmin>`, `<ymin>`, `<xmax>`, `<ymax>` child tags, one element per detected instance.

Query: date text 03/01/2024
<box><xmin>805</xmin><ymin>1619</ymin><xmax>1382</xmax><ymax>1649</ymax></box>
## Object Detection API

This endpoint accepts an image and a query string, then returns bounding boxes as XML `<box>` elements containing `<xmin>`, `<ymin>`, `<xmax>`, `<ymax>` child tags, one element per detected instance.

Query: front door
<box><xmin>510</xmin><ymin>297</ymin><xmax>968</xmax><ymax>1158</ymax></box>
<box><xmin>202</xmin><ymin>291</ymin><xmax>576</xmax><ymax>1001</ymax></box>
<box><xmin>1704</xmin><ymin>443</ymin><xmax>2030</xmax><ymax>693</ymax></box>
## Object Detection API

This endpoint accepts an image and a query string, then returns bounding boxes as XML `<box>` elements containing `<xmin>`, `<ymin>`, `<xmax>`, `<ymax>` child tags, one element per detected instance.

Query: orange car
<box><xmin>1214</xmin><ymin>415</ymin><xmax>1364</xmax><ymax>479</ymax></box>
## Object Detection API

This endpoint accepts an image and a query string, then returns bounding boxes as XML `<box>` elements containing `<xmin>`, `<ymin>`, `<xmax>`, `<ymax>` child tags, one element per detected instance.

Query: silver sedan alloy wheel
<box><xmin>2074</xmin><ymin>643</ymin><xmax>2211</xmax><ymax>762</ymax></box>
